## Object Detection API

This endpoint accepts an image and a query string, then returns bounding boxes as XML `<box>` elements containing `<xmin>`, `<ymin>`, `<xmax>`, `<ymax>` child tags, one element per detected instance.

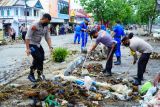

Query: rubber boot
<box><xmin>28</xmin><ymin>69</ymin><xmax>36</xmax><ymax>82</ymax></box>
<box><xmin>104</xmin><ymin>69</ymin><xmax>112</xmax><ymax>76</ymax></box>
<box><xmin>37</xmin><ymin>70</ymin><xmax>45</xmax><ymax>81</ymax></box>
<box><xmin>132</xmin><ymin>78</ymin><xmax>141</xmax><ymax>86</ymax></box>
<box><xmin>114</xmin><ymin>57</ymin><xmax>121</xmax><ymax>65</ymax></box>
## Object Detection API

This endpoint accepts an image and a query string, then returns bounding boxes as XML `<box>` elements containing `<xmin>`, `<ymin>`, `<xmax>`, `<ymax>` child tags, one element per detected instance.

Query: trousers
<box><xmin>74</xmin><ymin>32</ymin><xmax>80</xmax><ymax>43</ymax></box>
<box><xmin>29</xmin><ymin>44</ymin><xmax>44</xmax><ymax>72</ymax></box>
<box><xmin>81</xmin><ymin>32</ymin><xmax>88</xmax><ymax>48</ymax></box>
<box><xmin>137</xmin><ymin>53</ymin><xmax>151</xmax><ymax>81</ymax></box>
<box><xmin>114</xmin><ymin>38</ymin><xmax>121</xmax><ymax>57</ymax></box>
<box><xmin>105</xmin><ymin>46</ymin><xmax>116</xmax><ymax>73</ymax></box>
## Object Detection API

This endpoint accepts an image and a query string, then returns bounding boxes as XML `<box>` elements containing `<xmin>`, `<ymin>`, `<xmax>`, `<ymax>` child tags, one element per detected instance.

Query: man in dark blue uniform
<box><xmin>112</xmin><ymin>20</ymin><xmax>125</xmax><ymax>65</ymax></box>
<box><xmin>80</xmin><ymin>18</ymin><xmax>90</xmax><ymax>51</ymax></box>
<box><xmin>74</xmin><ymin>24</ymin><xmax>81</xmax><ymax>44</ymax></box>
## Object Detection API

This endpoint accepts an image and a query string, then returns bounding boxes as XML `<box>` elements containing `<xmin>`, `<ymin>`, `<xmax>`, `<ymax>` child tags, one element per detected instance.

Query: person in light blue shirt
<box><xmin>74</xmin><ymin>24</ymin><xmax>81</xmax><ymax>44</ymax></box>
<box><xmin>112</xmin><ymin>20</ymin><xmax>125</xmax><ymax>65</ymax></box>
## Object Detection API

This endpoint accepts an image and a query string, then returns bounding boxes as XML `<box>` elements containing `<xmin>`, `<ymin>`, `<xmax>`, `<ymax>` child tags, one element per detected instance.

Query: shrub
<box><xmin>18</xmin><ymin>35</ymin><xmax>22</xmax><ymax>40</ymax></box>
<box><xmin>52</xmin><ymin>47</ymin><xmax>69</xmax><ymax>62</ymax></box>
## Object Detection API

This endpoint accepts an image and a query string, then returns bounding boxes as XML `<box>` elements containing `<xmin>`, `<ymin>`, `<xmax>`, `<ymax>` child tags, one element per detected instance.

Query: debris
<box><xmin>88</xmin><ymin>44</ymin><xmax>108</xmax><ymax>61</ymax></box>
<box><xmin>88</xmin><ymin>92</ymin><xmax>103</xmax><ymax>100</ymax></box>
<box><xmin>87</xmin><ymin>63</ymin><xmax>103</xmax><ymax>73</ymax></box>
<box><xmin>111</xmin><ymin>84</ymin><xmax>132</xmax><ymax>95</ymax></box>
<box><xmin>150</xmin><ymin>52</ymin><xmax>160</xmax><ymax>59</ymax></box>
<box><xmin>64</xmin><ymin>56</ymin><xmax>85</xmax><ymax>76</ymax></box>
<box><xmin>45</xmin><ymin>94</ymin><xmax>60</xmax><ymax>107</ymax></box>
<box><xmin>84</xmin><ymin>76</ymin><xmax>93</xmax><ymax>90</ymax></box>
<box><xmin>81</xmin><ymin>69</ymin><xmax>89</xmax><ymax>76</ymax></box>
<box><xmin>140</xmin><ymin>81</ymin><xmax>153</xmax><ymax>95</ymax></box>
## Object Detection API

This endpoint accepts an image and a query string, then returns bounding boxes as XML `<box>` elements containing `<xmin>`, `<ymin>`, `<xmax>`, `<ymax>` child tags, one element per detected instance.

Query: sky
<box><xmin>40</xmin><ymin>0</ymin><xmax>49</xmax><ymax>13</ymax></box>
<box><xmin>70</xmin><ymin>0</ymin><xmax>82</xmax><ymax>10</ymax></box>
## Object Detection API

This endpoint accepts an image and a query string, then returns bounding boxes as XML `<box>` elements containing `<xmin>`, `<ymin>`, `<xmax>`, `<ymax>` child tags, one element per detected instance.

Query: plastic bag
<box><xmin>140</xmin><ymin>81</ymin><xmax>153</xmax><ymax>95</ymax></box>
<box><xmin>64</xmin><ymin>56</ymin><xmax>85</xmax><ymax>76</ymax></box>
<box><xmin>81</xmin><ymin>69</ymin><xmax>89</xmax><ymax>76</ymax></box>
<box><xmin>84</xmin><ymin>76</ymin><xmax>93</xmax><ymax>90</ymax></box>
<box><xmin>145</xmin><ymin>87</ymin><xmax>157</xmax><ymax>96</ymax></box>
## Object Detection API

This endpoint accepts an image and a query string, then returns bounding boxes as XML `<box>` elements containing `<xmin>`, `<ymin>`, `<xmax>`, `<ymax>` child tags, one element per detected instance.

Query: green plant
<box><xmin>18</xmin><ymin>35</ymin><xmax>22</xmax><ymax>40</ymax></box>
<box><xmin>52</xmin><ymin>47</ymin><xmax>69</xmax><ymax>62</ymax></box>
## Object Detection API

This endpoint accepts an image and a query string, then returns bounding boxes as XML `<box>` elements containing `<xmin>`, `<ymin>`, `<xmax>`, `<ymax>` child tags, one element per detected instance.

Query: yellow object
<box><xmin>130</xmin><ymin>49</ymin><xmax>136</xmax><ymax>56</ymax></box>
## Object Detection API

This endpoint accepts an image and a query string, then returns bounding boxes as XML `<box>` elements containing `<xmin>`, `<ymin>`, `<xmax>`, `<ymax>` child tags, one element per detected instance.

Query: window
<box><xmin>27</xmin><ymin>10</ymin><xmax>29</xmax><ymax>16</ymax></box>
<box><xmin>1</xmin><ymin>10</ymin><xmax>4</xmax><ymax>16</ymax></box>
<box><xmin>7</xmin><ymin>9</ymin><xmax>10</xmax><ymax>16</ymax></box>
<box><xmin>58</xmin><ymin>1</ymin><xmax>69</xmax><ymax>14</ymax></box>
<box><xmin>16</xmin><ymin>9</ymin><xmax>18</xmax><ymax>16</ymax></box>
<box><xmin>34</xmin><ymin>10</ymin><xmax>37</xmax><ymax>16</ymax></box>
<box><xmin>15</xmin><ymin>9</ymin><xmax>18</xmax><ymax>16</ymax></box>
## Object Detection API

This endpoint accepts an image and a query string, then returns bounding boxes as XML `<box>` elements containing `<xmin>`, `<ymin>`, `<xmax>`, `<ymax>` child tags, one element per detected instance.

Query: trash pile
<box><xmin>139</xmin><ymin>81</ymin><xmax>160</xmax><ymax>107</ymax></box>
<box><xmin>150</xmin><ymin>52</ymin><xmax>160</xmax><ymax>59</ymax></box>
<box><xmin>86</xmin><ymin>63</ymin><xmax>103</xmax><ymax>73</ymax></box>
<box><xmin>0</xmin><ymin>74</ymin><xmax>144</xmax><ymax>106</ymax></box>
<box><xmin>88</xmin><ymin>44</ymin><xmax>108</xmax><ymax>61</ymax></box>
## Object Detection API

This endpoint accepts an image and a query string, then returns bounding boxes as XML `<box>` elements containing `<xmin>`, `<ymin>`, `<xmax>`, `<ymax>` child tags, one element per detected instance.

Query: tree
<box><xmin>126</xmin><ymin>0</ymin><xmax>158</xmax><ymax>33</ymax></box>
<box><xmin>80</xmin><ymin>0</ymin><xmax>158</xmax><ymax>32</ymax></box>
<box><xmin>80</xmin><ymin>0</ymin><xmax>133</xmax><ymax>25</ymax></box>
<box><xmin>80</xmin><ymin>0</ymin><xmax>107</xmax><ymax>23</ymax></box>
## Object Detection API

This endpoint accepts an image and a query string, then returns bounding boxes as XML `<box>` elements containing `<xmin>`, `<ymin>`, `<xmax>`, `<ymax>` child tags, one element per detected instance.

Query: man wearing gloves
<box><xmin>122</xmin><ymin>35</ymin><xmax>153</xmax><ymax>85</ymax></box>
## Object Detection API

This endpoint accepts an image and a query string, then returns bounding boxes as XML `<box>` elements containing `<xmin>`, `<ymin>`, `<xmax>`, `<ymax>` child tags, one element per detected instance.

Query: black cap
<box><xmin>128</xmin><ymin>33</ymin><xmax>134</xmax><ymax>39</ymax></box>
<box><xmin>42</xmin><ymin>13</ymin><xmax>51</xmax><ymax>21</ymax></box>
<box><xmin>121</xmin><ymin>36</ymin><xmax>128</xmax><ymax>42</ymax></box>
<box><xmin>89</xmin><ymin>29</ymin><xmax>97</xmax><ymax>36</ymax></box>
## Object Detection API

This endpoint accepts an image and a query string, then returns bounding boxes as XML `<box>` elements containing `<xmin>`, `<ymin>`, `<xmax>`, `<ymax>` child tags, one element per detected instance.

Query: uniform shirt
<box><xmin>20</xmin><ymin>26</ymin><xmax>27</xmax><ymax>32</ymax></box>
<box><xmin>80</xmin><ymin>22</ymin><xmax>87</xmax><ymax>32</ymax></box>
<box><xmin>101</xmin><ymin>25</ymin><xmax>106</xmax><ymax>31</ymax></box>
<box><xmin>129</xmin><ymin>37</ymin><xmax>153</xmax><ymax>53</ymax></box>
<box><xmin>113</xmin><ymin>24</ymin><xmax>125</xmax><ymax>38</ymax></box>
<box><xmin>25</xmin><ymin>22</ymin><xmax>51</xmax><ymax>47</ymax></box>
<box><xmin>96</xmin><ymin>30</ymin><xmax>117</xmax><ymax>48</ymax></box>
<box><xmin>75</xmin><ymin>25</ymin><xmax>81</xmax><ymax>33</ymax></box>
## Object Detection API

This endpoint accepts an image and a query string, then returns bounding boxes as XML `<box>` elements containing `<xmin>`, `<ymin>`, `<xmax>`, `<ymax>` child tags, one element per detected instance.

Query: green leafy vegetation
<box><xmin>52</xmin><ymin>47</ymin><xmax>69</xmax><ymax>62</ymax></box>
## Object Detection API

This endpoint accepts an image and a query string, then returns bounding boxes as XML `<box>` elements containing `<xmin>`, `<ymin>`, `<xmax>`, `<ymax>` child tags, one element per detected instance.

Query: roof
<box><xmin>0</xmin><ymin>0</ymin><xmax>17</xmax><ymax>6</ymax></box>
<box><xmin>0</xmin><ymin>0</ymin><xmax>43</xmax><ymax>9</ymax></box>
<box><xmin>27</xmin><ymin>0</ymin><xmax>43</xmax><ymax>9</ymax></box>
<box><xmin>76</xmin><ymin>11</ymin><xmax>86</xmax><ymax>18</ymax></box>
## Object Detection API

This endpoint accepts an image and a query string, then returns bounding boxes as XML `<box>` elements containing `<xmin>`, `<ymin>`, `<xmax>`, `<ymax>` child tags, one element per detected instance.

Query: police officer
<box><xmin>89</xmin><ymin>28</ymin><xmax>117</xmax><ymax>76</ymax></box>
<box><xmin>112</xmin><ymin>20</ymin><xmax>125</xmax><ymax>65</ymax></box>
<box><xmin>74</xmin><ymin>24</ymin><xmax>81</xmax><ymax>44</ymax></box>
<box><xmin>122</xmin><ymin>35</ymin><xmax>153</xmax><ymax>85</ymax></box>
<box><xmin>80</xmin><ymin>18</ymin><xmax>90</xmax><ymax>51</ymax></box>
<box><xmin>25</xmin><ymin>13</ymin><xmax>52</xmax><ymax>82</ymax></box>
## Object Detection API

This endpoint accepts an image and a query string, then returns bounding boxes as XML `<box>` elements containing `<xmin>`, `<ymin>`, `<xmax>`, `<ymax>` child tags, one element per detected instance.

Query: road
<box><xmin>0</xmin><ymin>34</ymin><xmax>76</xmax><ymax>83</ymax></box>
<box><xmin>0</xmin><ymin>32</ymin><xmax>160</xmax><ymax>85</ymax></box>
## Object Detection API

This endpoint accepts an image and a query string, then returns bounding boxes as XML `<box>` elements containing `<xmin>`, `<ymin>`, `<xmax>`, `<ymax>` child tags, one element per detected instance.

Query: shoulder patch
<box><xmin>31</xmin><ymin>26</ymin><xmax>37</xmax><ymax>31</ymax></box>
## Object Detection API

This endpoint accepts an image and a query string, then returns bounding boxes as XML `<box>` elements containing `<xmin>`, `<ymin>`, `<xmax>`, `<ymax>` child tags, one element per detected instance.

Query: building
<box><xmin>47</xmin><ymin>0</ymin><xmax>70</xmax><ymax>35</ymax></box>
<box><xmin>0</xmin><ymin>0</ymin><xmax>44</xmax><ymax>36</ymax></box>
<box><xmin>48</xmin><ymin>0</ymin><xmax>69</xmax><ymax>23</ymax></box>
<box><xmin>69</xmin><ymin>0</ymin><xmax>90</xmax><ymax>23</ymax></box>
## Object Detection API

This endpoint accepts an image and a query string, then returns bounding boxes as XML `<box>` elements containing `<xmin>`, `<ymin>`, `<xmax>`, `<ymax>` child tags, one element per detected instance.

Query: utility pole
<box><xmin>25</xmin><ymin>0</ymin><xmax>27</xmax><ymax>26</ymax></box>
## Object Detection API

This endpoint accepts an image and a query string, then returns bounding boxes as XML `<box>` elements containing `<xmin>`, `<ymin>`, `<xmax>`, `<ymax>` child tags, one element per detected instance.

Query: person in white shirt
<box><xmin>122</xmin><ymin>33</ymin><xmax>153</xmax><ymax>85</ymax></box>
